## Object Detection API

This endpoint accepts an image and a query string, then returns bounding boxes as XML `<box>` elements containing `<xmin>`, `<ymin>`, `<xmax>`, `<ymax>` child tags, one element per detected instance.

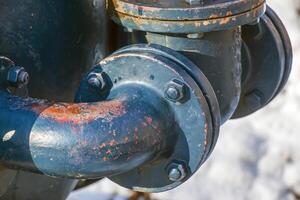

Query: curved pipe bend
<box><xmin>0</xmin><ymin>87</ymin><xmax>174</xmax><ymax>179</ymax></box>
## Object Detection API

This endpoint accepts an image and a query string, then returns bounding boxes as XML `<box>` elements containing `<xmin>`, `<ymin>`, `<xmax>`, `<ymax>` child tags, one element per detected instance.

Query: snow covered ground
<box><xmin>68</xmin><ymin>1</ymin><xmax>300</xmax><ymax>199</ymax></box>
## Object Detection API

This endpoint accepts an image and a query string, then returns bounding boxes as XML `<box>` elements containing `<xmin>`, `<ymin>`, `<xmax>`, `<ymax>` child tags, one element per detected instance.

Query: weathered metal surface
<box><xmin>233</xmin><ymin>6</ymin><xmax>293</xmax><ymax>118</ymax></box>
<box><xmin>0</xmin><ymin>87</ymin><xmax>172</xmax><ymax>179</ymax></box>
<box><xmin>0</xmin><ymin>0</ymin><xmax>108</xmax><ymax>101</ymax></box>
<box><xmin>0</xmin><ymin>0</ymin><xmax>293</xmax><ymax>198</ymax></box>
<box><xmin>110</xmin><ymin>0</ymin><xmax>266</xmax><ymax>33</ymax></box>
<box><xmin>111</xmin><ymin>0</ymin><xmax>265</xmax><ymax>20</ymax></box>
<box><xmin>263</xmin><ymin>6</ymin><xmax>293</xmax><ymax>100</ymax></box>
<box><xmin>98</xmin><ymin>44</ymin><xmax>220</xmax><ymax>192</ymax></box>
<box><xmin>124</xmin><ymin>28</ymin><xmax>242</xmax><ymax>123</ymax></box>
<box><xmin>109</xmin><ymin>44</ymin><xmax>221</xmax><ymax>157</ymax></box>
<box><xmin>0</xmin><ymin>0</ymin><xmax>108</xmax><ymax>197</ymax></box>
<box><xmin>0</xmin><ymin>44</ymin><xmax>220</xmax><ymax>192</ymax></box>
<box><xmin>110</xmin><ymin>0</ymin><xmax>245</xmax><ymax>123</ymax></box>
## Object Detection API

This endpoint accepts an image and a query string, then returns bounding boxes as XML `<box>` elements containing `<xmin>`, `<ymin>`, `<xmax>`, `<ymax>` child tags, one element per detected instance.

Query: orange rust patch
<box><xmin>111</xmin><ymin>2</ymin><xmax>265</xmax><ymax>32</ymax></box>
<box><xmin>204</xmin><ymin>123</ymin><xmax>209</xmax><ymax>147</ymax></box>
<box><xmin>40</xmin><ymin>100</ymin><xmax>126</xmax><ymax>124</ymax></box>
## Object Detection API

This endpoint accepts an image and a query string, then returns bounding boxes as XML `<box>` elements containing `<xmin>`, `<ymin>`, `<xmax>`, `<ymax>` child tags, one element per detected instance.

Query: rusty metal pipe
<box><xmin>0</xmin><ymin>85</ymin><xmax>174</xmax><ymax>179</ymax></box>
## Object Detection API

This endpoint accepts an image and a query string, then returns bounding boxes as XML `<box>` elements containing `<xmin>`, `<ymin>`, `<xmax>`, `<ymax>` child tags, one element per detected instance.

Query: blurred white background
<box><xmin>68</xmin><ymin>0</ymin><xmax>300</xmax><ymax>199</ymax></box>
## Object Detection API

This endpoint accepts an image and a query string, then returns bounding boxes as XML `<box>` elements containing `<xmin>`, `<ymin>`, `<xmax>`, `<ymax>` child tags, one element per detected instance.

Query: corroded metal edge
<box><xmin>110</xmin><ymin>3</ymin><xmax>266</xmax><ymax>33</ymax></box>
<box><xmin>110</xmin><ymin>0</ymin><xmax>265</xmax><ymax>21</ymax></box>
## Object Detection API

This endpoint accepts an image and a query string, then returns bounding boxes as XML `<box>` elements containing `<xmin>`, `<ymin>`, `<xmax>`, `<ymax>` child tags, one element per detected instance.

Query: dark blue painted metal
<box><xmin>0</xmin><ymin>0</ymin><xmax>108</xmax><ymax>197</ymax></box>
<box><xmin>93</xmin><ymin>44</ymin><xmax>220</xmax><ymax>192</ymax></box>
<box><xmin>0</xmin><ymin>0</ymin><xmax>293</xmax><ymax>198</ymax></box>
<box><xmin>0</xmin><ymin>43</ymin><xmax>220</xmax><ymax>192</ymax></box>
<box><xmin>131</xmin><ymin>29</ymin><xmax>242</xmax><ymax>123</ymax></box>
<box><xmin>0</xmin><ymin>86</ymin><xmax>174</xmax><ymax>179</ymax></box>
<box><xmin>110</xmin><ymin>0</ymin><xmax>266</xmax><ymax>33</ymax></box>
<box><xmin>233</xmin><ymin>6</ymin><xmax>293</xmax><ymax>118</ymax></box>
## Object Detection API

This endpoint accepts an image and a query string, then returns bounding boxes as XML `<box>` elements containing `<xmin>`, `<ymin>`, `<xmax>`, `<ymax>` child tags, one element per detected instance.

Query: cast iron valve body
<box><xmin>109</xmin><ymin>0</ymin><xmax>292</xmax><ymax>122</ymax></box>
<box><xmin>0</xmin><ymin>0</ymin><xmax>293</xmax><ymax>199</ymax></box>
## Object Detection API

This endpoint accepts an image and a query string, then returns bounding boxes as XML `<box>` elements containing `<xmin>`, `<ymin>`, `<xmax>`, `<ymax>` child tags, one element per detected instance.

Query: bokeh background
<box><xmin>68</xmin><ymin>0</ymin><xmax>300</xmax><ymax>199</ymax></box>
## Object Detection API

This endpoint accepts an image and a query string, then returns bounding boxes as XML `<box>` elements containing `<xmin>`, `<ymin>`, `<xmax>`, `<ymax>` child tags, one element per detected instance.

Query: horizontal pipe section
<box><xmin>0</xmin><ymin>86</ymin><xmax>174</xmax><ymax>179</ymax></box>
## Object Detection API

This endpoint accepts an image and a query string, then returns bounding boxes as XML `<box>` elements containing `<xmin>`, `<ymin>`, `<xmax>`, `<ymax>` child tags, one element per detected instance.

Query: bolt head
<box><xmin>88</xmin><ymin>76</ymin><xmax>102</xmax><ymax>88</ymax></box>
<box><xmin>7</xmin><ymin>66</ymin><xmax>29</xmax><ymax>88</ymax></box>
<box><xmin>165</xmin><ymin>79</ymin><xmax>188</xmax><ymax>102</ymax></box>
<box><xmin>87</xmin><ymin>72</ymin><xmax>106</xmax><ymax>90</ymax></box>
<box><xmin>167</xmin><ymin>162</ymin><xmax>188</xmax><ymax>182</ymax></box>
<box><xmin>168</xmin><ymin>168</ymin><xmax>182</xmax><ymax>181</ymax></box>
<box><xmin>166</xmin><ymin>86</ymin><xmax>180</xmax><ymax>100</ymax></box>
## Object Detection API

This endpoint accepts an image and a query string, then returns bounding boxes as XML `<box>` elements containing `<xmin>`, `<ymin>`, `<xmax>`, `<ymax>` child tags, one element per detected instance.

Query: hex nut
<box><xmin>7</xmin><ymin>66</ymin><xmax>29</xmax><ymax>88</ymax></box>
<box><xmin>167</xmin><ymin>161</ymin><xmax>188</xmax><ymax>182</ymax></box>
<box><xmin>165</xmin><ymin>79</ymin><xmax>189</xmax><ymax>103</ymax></box>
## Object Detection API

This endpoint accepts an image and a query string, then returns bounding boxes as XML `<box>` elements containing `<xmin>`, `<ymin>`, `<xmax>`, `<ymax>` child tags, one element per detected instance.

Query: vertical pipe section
<box><xmin>125</xmin><ymin>28</ymin><xmax>242</xmax><ymax>123</ymax></box>
<box><xmin>0</xmin><ymin>86</ymin><xmax>174</xmax><ymax>179</ymax></box>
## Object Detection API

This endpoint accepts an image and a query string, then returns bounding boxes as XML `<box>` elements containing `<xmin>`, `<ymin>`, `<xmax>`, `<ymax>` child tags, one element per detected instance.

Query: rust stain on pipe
<box><xmin>38</xmin><ymin>100</ymin><xmax>126</xmax><ymax>124</ymax></box>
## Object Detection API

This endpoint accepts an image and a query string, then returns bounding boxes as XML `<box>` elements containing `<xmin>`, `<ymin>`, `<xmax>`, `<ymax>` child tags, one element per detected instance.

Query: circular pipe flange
<box><xmin>232</xmin><ymin>6</ymin><xmax>293</xmax><ymax>118</ymax></box>
<box><xmin>113</xmin><ymin>44</ymin><xmax>220</xmax><ymax>157</ymax></box>
<box><xmin>266</xmin><ymin>6</ymin><xmax>293</xmax><ymax>98</ymax></box>
<box><xmin>81</xmin><ymin>44</ymin><xmax>220</xmax><ymax>192</ymax></box>
<box><xmin>109</xmin><ymin>0</ymin><xmax>266</xmax><ymax>33</ymax></box>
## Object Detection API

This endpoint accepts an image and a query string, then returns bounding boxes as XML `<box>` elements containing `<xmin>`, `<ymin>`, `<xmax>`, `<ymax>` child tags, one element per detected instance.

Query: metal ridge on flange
<box><xmin>110</xmin><ymin>0</ymin><xmax>265</xmax><ymax>20</ymax></box>
<box><xmin>109</xmin><ymin>0</ymin><xmax>266</xmax><ymax>33</ymax></box>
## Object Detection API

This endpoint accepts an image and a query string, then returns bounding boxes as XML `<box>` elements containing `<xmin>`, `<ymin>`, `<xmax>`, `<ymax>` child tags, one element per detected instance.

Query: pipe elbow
<box><xmin>0</xmin><ymin>88</ymin><xmax>175</xmax><ymax>179</ymax></box>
